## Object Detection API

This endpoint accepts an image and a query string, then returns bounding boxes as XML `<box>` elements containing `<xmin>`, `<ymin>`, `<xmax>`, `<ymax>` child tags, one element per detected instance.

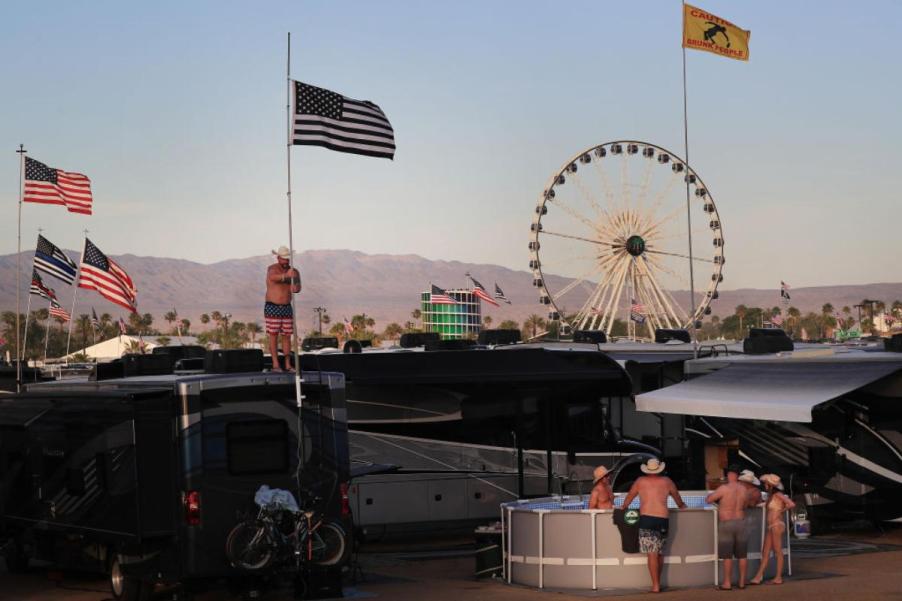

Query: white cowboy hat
<box><xmin>593</xmin><ymin>466</ymin><xmax>611</xmax><ymax>483</ymax></box>
<box><xmin>272</xmin><ymin>246</ymin><xmax>291</xmax><ymax>259</ymax></box>
<box><xmin>760</xmin><ymin>473</ymin><xmax>784</xmax><ymax>490</ymax></box>
<box><xmin>640</xmin><ymin>458</ymin><xmax>665</xmax><ymax>475</ymax></box>
<box><xmin>738</xmin><ymin>470</ymin><xmax>761</xmax><ymax>486</ymax></box>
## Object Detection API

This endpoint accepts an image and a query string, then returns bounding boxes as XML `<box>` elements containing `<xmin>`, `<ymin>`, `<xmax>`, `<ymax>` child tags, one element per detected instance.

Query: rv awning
<box><xmin>635</xmin><ymin>361</ymin><xmax>902</xmax><ymax>423</ymax></box>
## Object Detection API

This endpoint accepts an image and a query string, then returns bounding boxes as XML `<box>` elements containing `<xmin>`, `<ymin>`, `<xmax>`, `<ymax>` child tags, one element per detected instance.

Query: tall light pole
<box><xmin>313</xmin><ymin>306</ymin><xmax>327</xmax><ymax>335</ymax></box>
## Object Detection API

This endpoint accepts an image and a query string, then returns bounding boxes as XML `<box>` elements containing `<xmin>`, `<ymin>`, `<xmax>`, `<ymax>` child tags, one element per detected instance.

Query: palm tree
<box><xmin>200</xmin><ymin>313</ymin><xmax>210</xmax><ymax>328</ymax></box>
<box><xmin>210</xmin><ymin>311</ymin><xmax>223</xmax><ymax>327</ymax></box>
<box><xmin>483</xmin><ymin>315</ymin><xmax>493</xmax><ymax>329</ymax></box>
<box><xmin>180</xmin><ymin>318</ymin><xmax>191</xmax><ymax>336</ymax></box>
<box><xmin>246</xmin><ymin>322</ymin><xmax>262</xmax><ymax>347</ymax></box>
<box><xmin>523</xmin><ymin>314</ymin><xmax>546</xmax><ymax>340</ymax></box>
<box><xmin>382</xmin><ymin>322</ymin><xmax>403</xmax><ymax>341</ymax></box>
<box><xmin>734</xmin><ymin>305</ymin><xmax>748</xmax><ymax>336</ymax></box>
<box><xmin>787</xmin><ymin>306</ymin><xmax>801</xmax><ymax>338</ymax></box>
<box><xmin>821</xmin><ymin>303</ymin><xmax>836</xmax><ymax>338</ymax></box>
<box><xmin>411</xmin><ymin>308</ymin><xmax>422</xmax><ymax>327</ymax></box>
<box><xmin>498</xmin><ymin>319</ymin><xmax>519</xmax><ymax>330</ymax></box>
<box><xmin>892</xmin><ymin>300</ymin><xmax>902</xmax><ymax>319</ymax></box>
<box><xmin>164</xmin><ymin>309</ymin><xmax>178</xmax><ymax>334</ymax></box>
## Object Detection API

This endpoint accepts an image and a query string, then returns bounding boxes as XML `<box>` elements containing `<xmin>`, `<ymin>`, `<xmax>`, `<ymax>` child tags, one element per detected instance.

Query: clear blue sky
<box><xmin>2</xmin><ymin>0</ymin><xmax>900</xmax><ymax>289</ymax></box>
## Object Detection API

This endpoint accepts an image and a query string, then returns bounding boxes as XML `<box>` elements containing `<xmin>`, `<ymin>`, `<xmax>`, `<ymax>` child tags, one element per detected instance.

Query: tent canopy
<box><xmin>635</xmin><ymin>361</ymin><xmax>902</xmax><ymax>423</ymax></box>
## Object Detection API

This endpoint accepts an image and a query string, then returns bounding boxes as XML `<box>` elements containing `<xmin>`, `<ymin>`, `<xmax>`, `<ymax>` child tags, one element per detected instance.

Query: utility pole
<box><xmin>313</xmin><ymin>306</ymin><xmax>327</xmax><ymax>335</ymax></box>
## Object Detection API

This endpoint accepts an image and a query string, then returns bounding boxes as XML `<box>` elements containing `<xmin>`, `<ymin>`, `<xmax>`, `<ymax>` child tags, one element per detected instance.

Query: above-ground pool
<box><xmin>501</xmin><ymin>492</ymin><xmax>790</xmax><ymax>591</ymax></box>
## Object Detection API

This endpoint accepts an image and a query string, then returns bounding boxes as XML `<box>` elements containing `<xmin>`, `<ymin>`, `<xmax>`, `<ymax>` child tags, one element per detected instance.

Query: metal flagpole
<box><xmin>681</xmin><ymin>1</ymin><xmax>698</xmax><ymax>348</ymax></box>
<box><xmin>286</xmin><ymin>31</ymin><xmax>307</xmax><ymax>502</ymax></box>
<box><xmin>20</xmin><ymin>293</ymin><xmax>33</xmax><ymax>363</ymax></box>
<box><xmin>65</xmin><ymin>231</ymin><xmax>87</xmax><ymax>359</ymax></box>
<box><xmin>43</xmin><ymin>298</ymin><xmax>52</xmax><ymax>365</ymax></box>
<box><xmin>15</xmin><ymin>144</ymin><xmax>27</xmax><ymax>392</ymax></box>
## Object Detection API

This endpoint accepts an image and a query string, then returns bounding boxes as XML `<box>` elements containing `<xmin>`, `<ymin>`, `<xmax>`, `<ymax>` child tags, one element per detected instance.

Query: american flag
<box><xmin>34</xmin><ymin>234</ymin><xmax>78</xmax><ymax>284</ymax></box>
<box><xmin>494</xmin><ymin>283</ymin><xmax>511</xmax><ymax>304</ymax></box>
<box><xmin>630</xmin><ymin>299</ymin><xmax>646</xmax><ymax>324</ymax></box>
<box><xmin>49</xmin><ymin>300</ymin><xmax>70</xmax><ymax>322</ymax></box>
<box><xmin>771</xmin><ymin>313</ymin><xmax>784</xmax><ymax>326</ymax></box>
<box><xmin>780</xmin><ymin>281</ymin><xmax>791</xmax><ymax>302</ymax></box>
<box><xmin>91</xmin><ymin>307</ymin><xmax>100</xmax><ymax>330</ymax></box>
<box><xmin>430</xmin><ymin>285</ymin><xmax>457</xmax><ymax>305</ymax></box>
<box><xmin>30</xmin><ymin>269</ymin><xmax>56</xmax><ymax>301</ymax></box>
<box><xmin>292</xmin><ymin>81</ymin><xmax>395</xmax><ymax>159</ymax></box>
<box><xmin>118</xmin><ymin>316</ymin><xmax>128</xmax><ymax>336</ymax></box>
<box><xmin>468</xmin><ymin>275</ymin><xmax>500</xmax><ymax>307</ymax></box>
<box><xmin>78</xmin><ymin>238</ymin><xmax>137</xmax><ymax>312</ymax></box>
<box><xmin>23</xmin><ymin>157</ymin><xmax>93</xmax><ymax>215</ymax></box>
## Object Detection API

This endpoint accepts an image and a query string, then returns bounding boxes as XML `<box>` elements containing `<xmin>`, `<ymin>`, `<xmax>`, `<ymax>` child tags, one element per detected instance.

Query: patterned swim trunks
<box><xmin>638</xmin><ymin>515</ymin><xmax>669</xmax><ymax>554</ymax></box>
<box><xmin>264</xmin><ymin>302</ymin><xmax>293</xmax><ymax>335</ymax></box>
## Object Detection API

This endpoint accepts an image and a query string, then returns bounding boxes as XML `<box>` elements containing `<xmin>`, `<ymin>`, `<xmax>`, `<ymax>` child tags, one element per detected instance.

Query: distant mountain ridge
<box><xmin>1</xmin><ymin>249</ymin><xmax>900</xmax><ymax>331</ymax></box>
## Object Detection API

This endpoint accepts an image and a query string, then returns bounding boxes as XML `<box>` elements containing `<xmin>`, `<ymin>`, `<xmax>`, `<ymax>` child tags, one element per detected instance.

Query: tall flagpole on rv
<box><xmin>286</xmin><ymin>32</ymin><xmax>308</xmax><ymax>501</ymax></box>
<box><xmin>15</xmin><ymin>144</ymin><xmax>27</xmax><ymax>392</ymax></box>
<box><xmin>286</xmin><ymin>32</ymin><xmax>303</xmax><ymax>413</ymax></box>
<box><xmin>65</xmin><ymin>231</ymin><xmax>87</xmax><ymax>360</ymax></box>
<box><xmin>681</xmin><ymin>1</ymin><xmax>698</xmax><ymax>351</ymax></box>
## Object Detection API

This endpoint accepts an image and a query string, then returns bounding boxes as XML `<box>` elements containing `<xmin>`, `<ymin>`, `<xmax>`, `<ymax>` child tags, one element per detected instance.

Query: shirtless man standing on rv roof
<box><xmin>265</xmin><ymin>246</ymin><xmax>301</xmax><ymax>371</ymax></box>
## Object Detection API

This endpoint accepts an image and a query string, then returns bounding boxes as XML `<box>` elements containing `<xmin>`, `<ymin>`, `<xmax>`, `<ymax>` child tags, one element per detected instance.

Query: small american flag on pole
<box><xmin>49</xmin><ymin>299</ymin><xmax>70</xmax><ymax>322</ymax></box>
<box><xmin>78</xmin><ymin>239</ymin><xmax>137</xmax><ymax>312</ymax></box>
<box><xmin>118</xmin><ymin>316</ymin><xmax>128</xmax><ymax>335</ymax></box>
<box><xmin>780</xmin><ymin>281</ymin><xmax>791</xmax><ymax>302</ymax></box>
<box><xmin>494</xmin><ymin>283</ymin><xmax>511</xmax><ymax>304</ymax></box>
<box><xmin>430</xmin><ymin>285</ymin><xmax>457</xmax><ymax>305</ymax></box>
<box><xmin>468</xmin><ymin>275</ymin><xmax>500</xmax><ymax>307</ymax></box>
<box><xmin>30</xmin><ymin>270</ymin><xmax>56</xmax><ymax>301</ymax></box>
<box><xmin>91</xmin><ymin>307</ymin><xmax>100</xmax><ymax>330</ymax></box>
<box><xmin>24</xmin><ymin>157</ymin><xmax>93</xmax><ymax>215</ymax></box>
<box><xmin>630</xmin><ymin>299</ymin><xmax>646</xmax><ymax>324</ymax></box>
<box><xmin>291</xmin><ymin>81</ymin><xmax>395</xmax><ymax>159</ymax></box>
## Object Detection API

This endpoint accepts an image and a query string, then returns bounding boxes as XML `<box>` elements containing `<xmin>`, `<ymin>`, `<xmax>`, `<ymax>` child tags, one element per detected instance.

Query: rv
<box><xmin>0</xmin><ymin>362</ymin><xmax>350</xmax><ymax>599</ymax></box>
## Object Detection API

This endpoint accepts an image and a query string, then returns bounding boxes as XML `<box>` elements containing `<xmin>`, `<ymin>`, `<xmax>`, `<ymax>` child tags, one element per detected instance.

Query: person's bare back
<box><xmin>631</xmin><ymin>475</ymin><xmax>684</xmax><ymax>518</ymax></box>
<box><xmin>707</xmin><ymin>481</ymin><xmax>748</xmax><ymax>521</ymax></box>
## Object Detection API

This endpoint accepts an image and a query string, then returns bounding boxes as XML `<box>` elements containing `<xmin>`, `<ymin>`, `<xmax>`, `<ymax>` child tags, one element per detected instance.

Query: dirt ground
<box><xmin>4</xmin><ymin>526</ymin><xmax>902</xmax><ymax>601</ymax></box>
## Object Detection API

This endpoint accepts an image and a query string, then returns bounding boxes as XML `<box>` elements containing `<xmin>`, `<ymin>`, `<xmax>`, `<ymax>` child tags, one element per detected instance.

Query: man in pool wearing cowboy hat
<box><xmin>622</xmin><ymin>458</ymin><xmax>687</xmax><ymax>593</ymax></box>
<box><xmin>265</xmin><ymin>246</ymin><xmax>301</xmax><ymax>371</ymax></box>
<box><xmin>589</xmin><ymin>466</ymin><xmax>614</xmax><ymax>509</ymax></box>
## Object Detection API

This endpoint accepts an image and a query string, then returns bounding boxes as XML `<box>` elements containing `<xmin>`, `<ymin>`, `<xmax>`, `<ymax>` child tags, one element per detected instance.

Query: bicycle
<box><xmin>225</xmin><ymin>495</ymin><xmax>347</xmax><ymax>573</ymax></box>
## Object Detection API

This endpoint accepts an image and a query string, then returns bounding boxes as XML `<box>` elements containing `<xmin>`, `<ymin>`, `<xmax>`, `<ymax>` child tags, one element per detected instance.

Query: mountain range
<box><xmin>1</xmin><ymin>249</ymin><xmax>900</xmax><ymax>331</ymax></box>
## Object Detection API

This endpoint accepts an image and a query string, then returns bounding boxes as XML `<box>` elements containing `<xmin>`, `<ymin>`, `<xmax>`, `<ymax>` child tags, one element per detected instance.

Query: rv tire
<box><xmin>110</xmin><ymin>555</ymin><xmax>153</xmax><ymax>601</ymax></box>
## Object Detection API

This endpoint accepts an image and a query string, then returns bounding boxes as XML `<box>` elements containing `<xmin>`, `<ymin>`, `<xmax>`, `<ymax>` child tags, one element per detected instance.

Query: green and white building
<box><xmin>420</xmin><ymin>289</ymin><xmax>482</xmax><ymax>340</ymax></box>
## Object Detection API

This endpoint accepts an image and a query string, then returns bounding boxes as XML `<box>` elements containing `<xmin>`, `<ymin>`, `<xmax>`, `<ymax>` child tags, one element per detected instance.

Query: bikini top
<box><xmin>766</xmin><ymin>493</ymin><xmax>784</xmax><ymax>513</ymax></box>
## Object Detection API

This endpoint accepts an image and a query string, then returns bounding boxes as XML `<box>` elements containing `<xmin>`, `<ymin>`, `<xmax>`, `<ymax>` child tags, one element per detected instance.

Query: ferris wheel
<box><xmin>529</xmin><ymin>140</ymin><xmax>724</xmax><ymax>339</ymax></box>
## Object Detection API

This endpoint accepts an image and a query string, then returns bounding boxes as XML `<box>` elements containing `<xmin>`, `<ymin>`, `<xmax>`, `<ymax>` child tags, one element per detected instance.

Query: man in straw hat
<box><xmin>265</xmin><ymin>246</ymin><xmax>301</xmax><ymax>371</ymax></box>
<box><xmin>739</xmin><ymin>469</ymin><xmax>763</xmax><ymax>506</ymax></box>
<box><xmin>706</xmin><ymin>464</ymin><xmax>753</xmax><ymax>590</ymax></box>
<box><xmin>589</xmin><ymin>465</ymin><xmax>614</xmax><ymax>509</ymax></box>
<box><xmin>622</xmin><ymin>457</ymin><xmax>686</xmax><ymax>593</ymax></box>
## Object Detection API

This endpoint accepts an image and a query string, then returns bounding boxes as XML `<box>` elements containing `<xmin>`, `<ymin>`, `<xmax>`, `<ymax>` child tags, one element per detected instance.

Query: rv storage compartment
<box><xmin>743</xmin><ymin>328</ymin><xmax>794</xmax><ymax>354</ymax></box>
<box><xmin>204</xmin><ymin>349</ymin><xmax>264</xmax><ymax>373</ymax></box>
<box><xmin>122</xmin><ymin>353</ymin><xmax>173</xmax><ymax>376</ymax></box>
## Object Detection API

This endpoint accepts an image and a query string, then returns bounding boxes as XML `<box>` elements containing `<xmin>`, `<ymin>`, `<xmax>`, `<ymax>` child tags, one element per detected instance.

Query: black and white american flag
<box><xmin>292</xmin><ymin>81</ymin><xmax>395</xmax><ymax>159</ymax></box>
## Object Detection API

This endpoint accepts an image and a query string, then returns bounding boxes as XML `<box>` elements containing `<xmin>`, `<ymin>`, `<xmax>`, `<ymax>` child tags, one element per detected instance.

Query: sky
<box><xmin>2</xmin><ymin>0</ymin><xmax>901</xmax><ymax>290</ymax></box>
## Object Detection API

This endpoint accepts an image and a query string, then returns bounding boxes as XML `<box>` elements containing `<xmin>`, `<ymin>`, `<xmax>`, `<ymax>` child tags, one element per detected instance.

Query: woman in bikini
<box><xmin>750</xmin><ymin>473</ymin><xmax>795</xmax><ymax>585</ymax></box>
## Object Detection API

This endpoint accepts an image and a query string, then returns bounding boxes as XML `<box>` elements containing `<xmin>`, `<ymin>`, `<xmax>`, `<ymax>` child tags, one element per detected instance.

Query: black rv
<box><xmin>0</xmin><ymin>362</ymin><xmax>350</xmax><ymax>599</ymax></box>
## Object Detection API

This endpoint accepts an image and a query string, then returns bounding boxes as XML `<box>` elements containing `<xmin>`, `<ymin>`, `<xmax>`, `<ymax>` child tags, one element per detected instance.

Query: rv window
<box><xmin>226</xmin><ymin>420</ymin><xmax>289</xmax><ymax>475</ymax></box>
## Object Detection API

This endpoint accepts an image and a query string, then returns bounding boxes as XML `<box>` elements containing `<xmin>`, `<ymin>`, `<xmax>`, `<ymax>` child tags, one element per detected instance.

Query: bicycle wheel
<box><xmin>225</xmin><ymin>522</ymin><xmax>274</xmax><ymax>572</ymax></box>
<box><xmin>311</xmin><ymin>521</ymin><xmax>347</xmax><ymax>566</ymax></box>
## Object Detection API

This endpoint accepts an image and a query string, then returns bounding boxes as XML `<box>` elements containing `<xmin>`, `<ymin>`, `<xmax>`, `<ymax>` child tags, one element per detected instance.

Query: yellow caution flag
<box><xmin>682</xmin><ymin>3</ymin><xmax>750</xmax><ymax>61</ymax></box>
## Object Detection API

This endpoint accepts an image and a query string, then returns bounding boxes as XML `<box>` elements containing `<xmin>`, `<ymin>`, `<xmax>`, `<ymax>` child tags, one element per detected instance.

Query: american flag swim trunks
<box><xmin>264</xmin><ymin>302</ymin><xmax>294</xmax><ymax>335</ymax></box>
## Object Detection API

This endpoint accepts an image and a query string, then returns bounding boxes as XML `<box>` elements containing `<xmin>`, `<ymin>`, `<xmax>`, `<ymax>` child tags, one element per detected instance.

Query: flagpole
<box><xmin>21</xmin><ymin>293</ymin><xmax>33</xmax><ymax>364</ymax></box>
<box><xmin>681</xmin><ymin>1</ymin><xmax>698</xmax><ymax>346</ymax></box>
<box><xmin>65</xmin><ymin>232</ymin><xmax>87</xmax><ymax>360</ymax></box>
<box><xmin>43</xmin><ymin>299</ymin><xmax>51</xmax><ymax>366</ymax></box>
<box><xmin>286</xmin><ymin>32</ymin><xmax>303</xmax><ymax>414</ymax></box>
<box><xmin>15</xmin><ymin>144</ymin><xmax>26</xmax><ymax>392</ymax></box>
